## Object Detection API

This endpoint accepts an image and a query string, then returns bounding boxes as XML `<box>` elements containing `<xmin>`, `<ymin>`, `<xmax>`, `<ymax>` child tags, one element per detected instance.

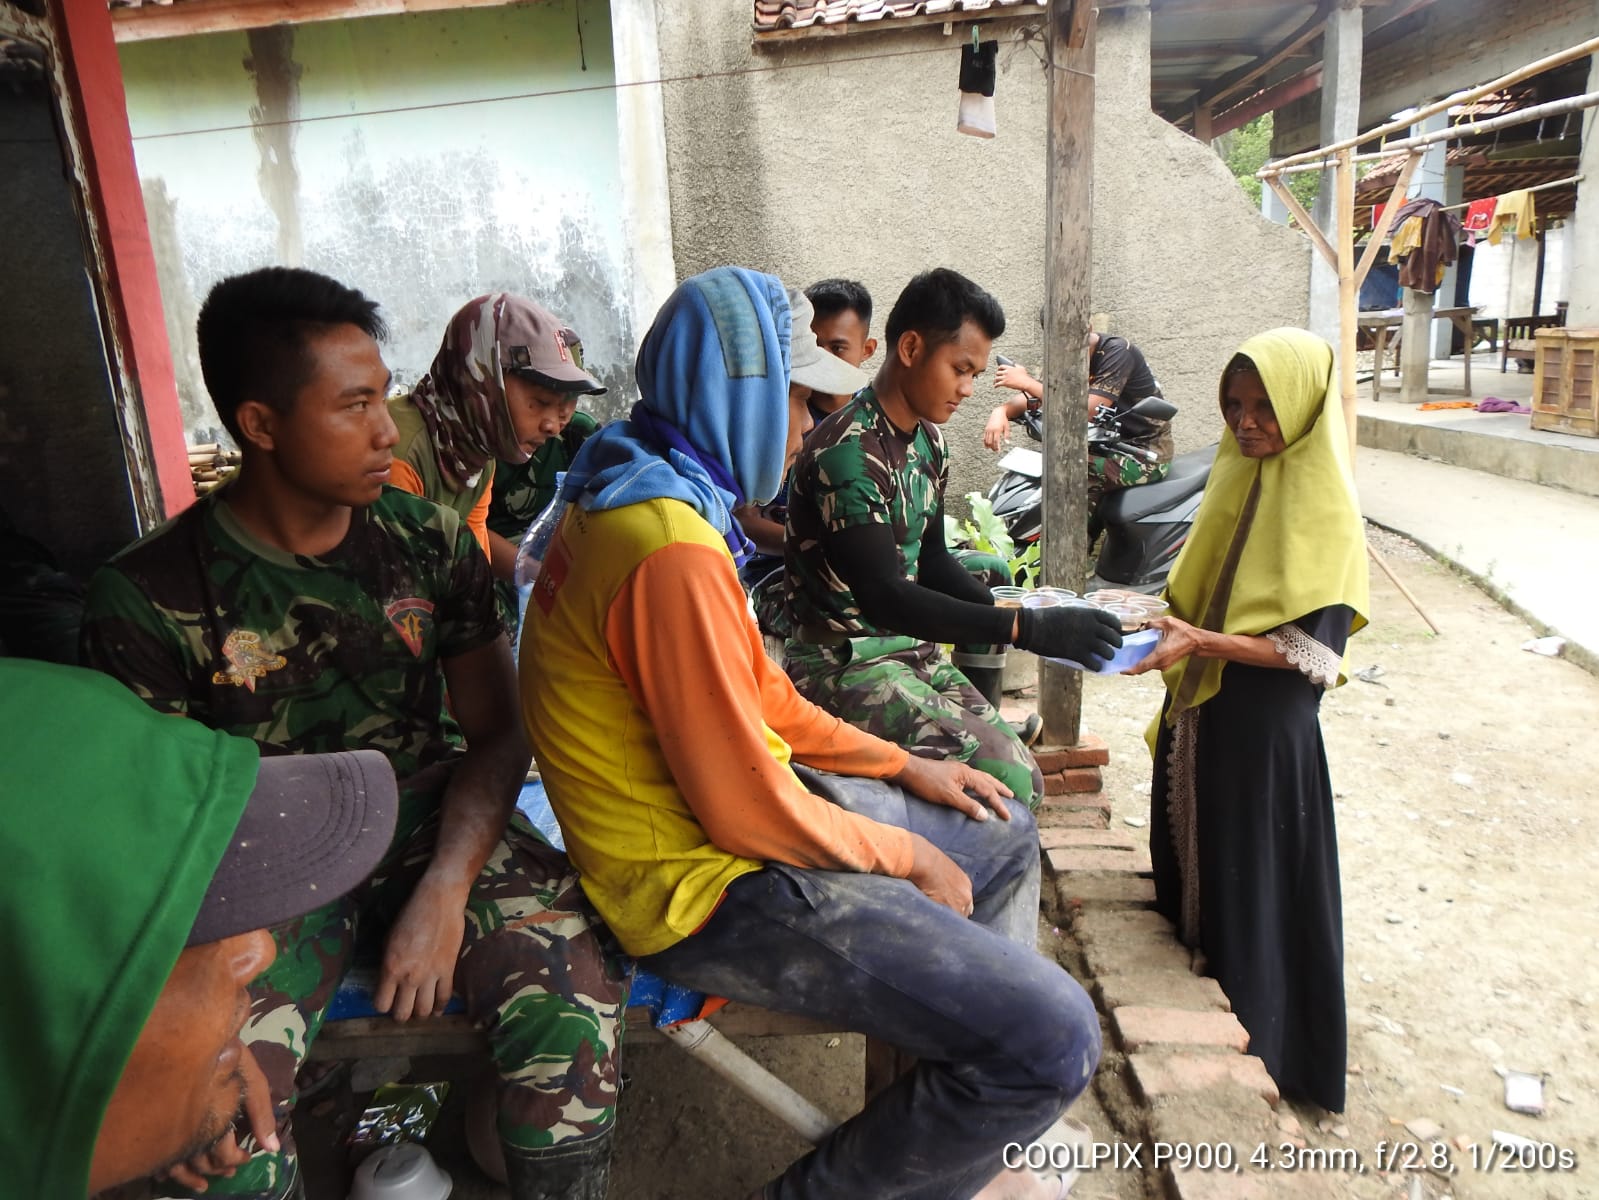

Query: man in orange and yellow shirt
<box><xmin>521</xmin><ymin>267</ymin><xmax>1100</xmax><ymax>1199</ymax></box>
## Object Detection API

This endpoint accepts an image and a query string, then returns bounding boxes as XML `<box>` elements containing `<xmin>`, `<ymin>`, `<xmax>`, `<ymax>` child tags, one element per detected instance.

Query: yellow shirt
<box><xmin>1486</xmin><ymin>190</ymin><xmax>1536</xmax><ymax>245</ymax></box>
<box><xmin>519</xmin><ymin>497</ymin><xmax>912</xmax><ymax>957</ymax></box>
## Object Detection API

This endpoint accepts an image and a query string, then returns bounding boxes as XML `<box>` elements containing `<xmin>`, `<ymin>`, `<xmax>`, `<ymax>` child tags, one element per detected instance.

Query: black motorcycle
<box><xmin>987</xmin><ymin>396</ymin><xmax>1214</xmax><ymax>595</ymax></box>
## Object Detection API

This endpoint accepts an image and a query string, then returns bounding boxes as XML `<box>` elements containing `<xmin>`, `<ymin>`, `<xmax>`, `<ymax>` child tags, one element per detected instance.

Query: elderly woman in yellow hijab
<box><xmin>1127</xmin><ymin>327</ymin><xmax>1369</xmax><ymax>1114</ymax></box>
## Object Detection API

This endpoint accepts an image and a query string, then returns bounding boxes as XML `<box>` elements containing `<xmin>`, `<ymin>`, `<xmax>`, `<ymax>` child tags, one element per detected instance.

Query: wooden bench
<box><xmin>310</xmin><ymin>1003</ymin><xmax>910</xmax><ymax>1109</ymax></box>
<box><xmin>1502</xmin><ymin>312</ymin><xmax>1565</xmax><ymax>372</ymax></box>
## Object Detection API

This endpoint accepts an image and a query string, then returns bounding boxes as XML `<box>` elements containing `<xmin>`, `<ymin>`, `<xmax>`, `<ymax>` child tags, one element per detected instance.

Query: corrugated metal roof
<box><xmin>753</xmin><ymin>0</ymin><xmax>1043</xmax><ymax>35</ymax></box>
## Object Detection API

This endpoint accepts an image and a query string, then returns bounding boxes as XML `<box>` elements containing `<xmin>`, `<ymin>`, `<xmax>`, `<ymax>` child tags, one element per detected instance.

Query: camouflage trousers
<box><xmin>1086</xmin><ymin>453</ymin><xmax>1170</xmax><ymax>511</ymax></box>
<box><xmin>180</xmin><ymin>812</ymin><xmax>628</xmax><ymax>1198</ymax></box>
<box><xmin>783</xmin><ymin>634</ymin><xmax>1044</xmax><ymax>810</ymax></box>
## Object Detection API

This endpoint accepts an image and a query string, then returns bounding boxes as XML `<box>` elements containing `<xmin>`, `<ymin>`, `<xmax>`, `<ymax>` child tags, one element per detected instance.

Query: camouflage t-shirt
<box><xmin>80</xmin><ymin>487</ymin><xmax>503</xmax><ymax>842</ymax></box>
<box><xmin>784</xmin><ymin>387</ymin><xmax>948</xmax><ymax>635</ymax></box>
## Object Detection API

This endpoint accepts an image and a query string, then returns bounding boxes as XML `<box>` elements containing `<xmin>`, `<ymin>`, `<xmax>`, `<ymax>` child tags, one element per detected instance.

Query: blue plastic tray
<box><xmin>1047</xmin><ymin>627</ymin><xmax>1160</xmax><ymax>675</ymax></box>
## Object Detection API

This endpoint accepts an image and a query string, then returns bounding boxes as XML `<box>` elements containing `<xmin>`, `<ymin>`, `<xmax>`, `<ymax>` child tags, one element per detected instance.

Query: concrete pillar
<box><xmin>1308</xmin><ymin>0</ymin><xmax>1362</xmax><ymax>345</ymax></box>
<box><xmin>1567</xmin><ymin>54</ymin><xmax>1599</xmax><ymax>326</ymax></box>
<box><xmin>1400</xmin><ymin>112</ymin><xmax>1447</xmax><ymax>401</ymax></box>
<box><xmin>1261</xmin><ymin>182</ymin><xmax>1288</xmax><ymax>224</ymax></box>
<box><xmin>610</xmin><ymin>0</ymin><xmax>678</xmax><ymax>343</ymax></box>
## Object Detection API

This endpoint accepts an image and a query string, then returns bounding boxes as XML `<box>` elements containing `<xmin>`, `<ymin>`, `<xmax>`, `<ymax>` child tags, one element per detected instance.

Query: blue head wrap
<box><xmin>560</xmin><ymin>268</ymin><xmax>792</xmax><ymax>562</ymax></box>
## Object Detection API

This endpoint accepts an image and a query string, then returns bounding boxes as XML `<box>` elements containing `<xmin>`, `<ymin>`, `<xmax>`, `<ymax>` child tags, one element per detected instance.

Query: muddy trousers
<box><xmin>640</xmin><ymin>769</ymin><xmax>1100</xmax><ymax>1200</ymax></box>
<box><xmin>166</xmin><ymin>814</ymin><xmax>629</xmax><ymax>1199</ymax></box>
<box><xmin>784</xmin><ymin>636</ymin><xmax>1044</xmax><ymax>810</ymax></box>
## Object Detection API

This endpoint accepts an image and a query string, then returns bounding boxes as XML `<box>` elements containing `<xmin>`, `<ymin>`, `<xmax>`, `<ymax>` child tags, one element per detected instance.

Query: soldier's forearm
<box><xmin>425</xmin><ymin>731</ymin><xmax>528</xmax><ymax>899</ymax></box>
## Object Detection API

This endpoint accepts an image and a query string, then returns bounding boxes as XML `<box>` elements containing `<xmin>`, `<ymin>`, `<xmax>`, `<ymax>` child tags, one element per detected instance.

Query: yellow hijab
<box><xmin>1154</xmin><ymin>328</ymin><xmax>1370</xmax><ymax>733</ymax></box>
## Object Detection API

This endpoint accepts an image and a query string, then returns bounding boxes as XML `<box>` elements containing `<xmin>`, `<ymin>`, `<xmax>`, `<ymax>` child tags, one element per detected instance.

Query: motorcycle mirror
<box><xmin>1125</xmin><ymin>395</ymin><xmax>1178</xmax><ymax>422</ymax></box>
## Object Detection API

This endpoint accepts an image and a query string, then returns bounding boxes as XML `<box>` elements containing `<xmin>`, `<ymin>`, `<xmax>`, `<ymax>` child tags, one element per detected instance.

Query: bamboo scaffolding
<box><xmin>1264</xmin><ymin>35</ymin><xmax>1599</xmax><ymax>175</ymax></box>
<box><xmin>1253</xmin><ymin>36</ymin><xmax>1599</xmax><ymax>635</ymax></box>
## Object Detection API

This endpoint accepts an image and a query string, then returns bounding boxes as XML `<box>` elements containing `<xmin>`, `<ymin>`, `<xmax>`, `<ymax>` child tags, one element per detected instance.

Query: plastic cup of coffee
<box><xmin>1105</xmin><ymin>602</ymin><xmax>1148</xmax><ymax>631</ymax></box>
<box><xmin>991</xmin><ymin>585</ymin><xmax>1029</xmax><ymax>609</ymax></box>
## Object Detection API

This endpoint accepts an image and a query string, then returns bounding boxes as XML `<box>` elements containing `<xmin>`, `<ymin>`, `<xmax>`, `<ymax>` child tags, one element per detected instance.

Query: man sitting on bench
<box><xmin>519</xmin><ymin>266</ymin><xmax>1100</xmax><ymax>1199</ymax></box>
<box><xmin>80</xmin><ymin>267</ymin><xmax>626</xmax><ymax>1200</ymax></box>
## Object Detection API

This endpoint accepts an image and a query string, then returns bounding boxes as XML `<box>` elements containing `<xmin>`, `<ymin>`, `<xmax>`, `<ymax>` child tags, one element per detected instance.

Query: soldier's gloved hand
<box><xmin>1014</xmin><ymin>604</ymin><xmax>1123</xmax><ymax>669</ymax></box>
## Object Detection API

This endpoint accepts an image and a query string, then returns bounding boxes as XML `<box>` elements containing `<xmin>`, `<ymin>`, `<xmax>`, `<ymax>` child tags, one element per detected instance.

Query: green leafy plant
<box><xmin>946</xmin><ymin>493</ymin><xmax>1041</xmax><ymax>587</ymax></box>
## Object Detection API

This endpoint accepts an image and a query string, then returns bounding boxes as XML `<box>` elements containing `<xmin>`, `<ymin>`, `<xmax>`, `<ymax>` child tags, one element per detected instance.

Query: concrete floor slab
<box><xmin>1357</xmin><ymin>447</ymin><xmax>1599</xmax><ymax>668</ymax></box>
<box><xmin>1356</xmin><ymin>355</ymin><xmax>1599</xmax><ymax>497</ymax></box>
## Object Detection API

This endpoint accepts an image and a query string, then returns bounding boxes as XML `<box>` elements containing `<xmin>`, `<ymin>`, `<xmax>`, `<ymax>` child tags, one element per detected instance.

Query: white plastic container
<box><xmin>348</xmin><ymin>1143</ymin><xmax>452</xmax><ymax>1200</ymax></box>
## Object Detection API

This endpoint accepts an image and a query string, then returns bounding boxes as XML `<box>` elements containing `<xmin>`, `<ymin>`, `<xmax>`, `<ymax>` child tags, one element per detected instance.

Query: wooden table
<box><xmin>1361</xmin><ymin>305</ymin><xmax>1481</xmax><ymax>401</ymax></box>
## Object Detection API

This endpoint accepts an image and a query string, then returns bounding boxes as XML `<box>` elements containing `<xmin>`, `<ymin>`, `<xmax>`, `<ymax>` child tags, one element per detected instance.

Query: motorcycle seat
<box><xmin>1098</xmin><ymin>445</ymin><xmax>1216</xmax><ymax>523</ymax></box>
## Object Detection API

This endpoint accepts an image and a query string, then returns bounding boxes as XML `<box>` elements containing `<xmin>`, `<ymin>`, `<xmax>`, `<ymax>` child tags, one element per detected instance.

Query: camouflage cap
<box><xmin>499</xmin><ymin>296</ymin><xmax>606</xmax><ymax>395</ymax></box>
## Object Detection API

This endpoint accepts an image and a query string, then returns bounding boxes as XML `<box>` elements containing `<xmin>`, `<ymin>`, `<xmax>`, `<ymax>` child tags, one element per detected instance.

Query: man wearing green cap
<box><xmin>0</xmin><ymin>658</ymin><xmax>398</xmax><ymax>1198</ymax></box>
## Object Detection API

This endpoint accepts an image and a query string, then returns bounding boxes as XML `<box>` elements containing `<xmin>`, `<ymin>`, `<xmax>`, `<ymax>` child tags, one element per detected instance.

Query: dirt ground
<box><xmin>1081</xmin><ymin>525</ymin><xmax>1599</xmax><ymax>1200</ymax></box>
<box><xmin>220</xmin><ymin>526</ymin><xmax>1599</xmax><ymax>1200</ymax></box>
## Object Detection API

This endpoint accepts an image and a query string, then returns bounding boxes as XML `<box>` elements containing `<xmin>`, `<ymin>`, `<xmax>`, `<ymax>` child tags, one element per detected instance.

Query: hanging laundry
<box><xmin>1461</xmin><ymin>196</ymin><xmax>1497</xmax><ymax>235</ymax></box>
<box><xmin>1373</xmin><ymin>202</ymin><xmax>1387</xmax><ymax>229</ymax></box>
<box><xmin>1388</xmin><ymin>197</ymin><xmax>1461</xmax><ymax>294</ymax></box>
<box><xmin>1389</xmin><ymin>215</ymin><xmax>1424</xmax><ymax>259</ymax></box>
<box><xmin>1486</xmin><ymin>190</ymin><xmax>1537</xmax><ymax>244</ymax></box>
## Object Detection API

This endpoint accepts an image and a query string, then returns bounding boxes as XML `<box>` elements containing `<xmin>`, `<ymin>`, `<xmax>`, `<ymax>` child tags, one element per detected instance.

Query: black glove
<box><xmin>1014</xmin><ymin>604</ymin><xmax>1124</xmax><ymax>669</ymax></box>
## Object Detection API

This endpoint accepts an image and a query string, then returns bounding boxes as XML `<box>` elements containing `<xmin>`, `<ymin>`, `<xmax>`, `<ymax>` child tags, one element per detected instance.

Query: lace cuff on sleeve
<box><xmin>1266</xmin><ymin>622</ymin><xmax>1341</xmax><ymax>687</ymax></box>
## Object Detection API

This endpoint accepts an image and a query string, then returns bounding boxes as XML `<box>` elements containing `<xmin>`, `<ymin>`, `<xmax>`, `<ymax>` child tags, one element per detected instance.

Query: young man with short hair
<box><xmin>80</xmin><ymin>267</ymin><xmax>625</xmax><ymax>1200</ymax></box>
<box><xmin>783</xmin><ymin>269</ymin><xmax>1122</xmax><ymax>809</ymax></box>
<box><xmin>2</xmin><ymin>658</ymin><xmax>398</xmax><ymax>1199</ymax></box>
<box><xmin>521</xmin><ymin>267</ymin><xmax>1100</xmax><ymax>1198</ymax></box>
<box><xmin>803</xmin><ymin>277</ymin><xmax>879</xmax><ymax>415</ymax></box>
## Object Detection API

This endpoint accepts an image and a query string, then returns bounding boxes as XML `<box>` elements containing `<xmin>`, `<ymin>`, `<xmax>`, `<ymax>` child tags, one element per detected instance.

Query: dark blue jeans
<box><xmin>638</xmin><ymin>768</ymin><xmax>1101</xmax><ymax>1200</ymax></box>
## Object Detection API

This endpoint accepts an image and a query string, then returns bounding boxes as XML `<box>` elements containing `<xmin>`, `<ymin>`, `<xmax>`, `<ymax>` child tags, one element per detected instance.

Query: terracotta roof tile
<box><xmin>754</xmin><ymin>0</ymin><xmax>1042</xmax><ymax>34</ymax></box>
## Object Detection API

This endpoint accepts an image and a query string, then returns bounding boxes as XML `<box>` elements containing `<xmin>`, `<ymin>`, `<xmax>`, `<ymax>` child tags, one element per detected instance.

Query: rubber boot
<box><xmin>951</xmin><ymin>646</ymin><xmax>1007</xmax><ymax>707</ymax></box>
<box><xmin>502</xmin><ymin>1131</ymin><xmax>614</xmax><ymax>1200</ymax></box>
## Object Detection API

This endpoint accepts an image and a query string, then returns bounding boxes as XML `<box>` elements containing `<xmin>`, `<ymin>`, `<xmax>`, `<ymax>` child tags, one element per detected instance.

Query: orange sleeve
<box><xmin>387</xmin><ymin>461</ymin><xmax>492</xmax><ymax>558</ymax></box>
<box><xmin>388</xmin><ymin>460</ymin><xmax>425</xmax><ymax>498</ymax></box>
<box><xmin>606</xmin><ymin>541</ymin><xmax>914</xmax><ymax>878</ymax></box>
<box><xmin>753</xmin><ymin>645</ymin><xmax>911</xmax><ymax>778</ymax></box>
<box><xmin>465</xmin><ymin>468</ymin><xmax>492</xmax><ymax>557</ymax></box>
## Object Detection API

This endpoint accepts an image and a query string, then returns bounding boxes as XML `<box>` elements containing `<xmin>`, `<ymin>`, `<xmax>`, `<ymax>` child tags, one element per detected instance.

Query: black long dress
<box><xmin>1149</xmin><ymin>605</ymin><xmax>1353</xmax><ymax>1113</ymax></box>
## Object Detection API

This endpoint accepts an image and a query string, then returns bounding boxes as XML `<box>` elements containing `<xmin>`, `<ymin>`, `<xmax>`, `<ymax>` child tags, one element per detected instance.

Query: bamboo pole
<box><xmin>1368</xmin><ymin>543</ymin><xmax>1441</xmax><ymax>635</ymax></box>
<box><xmin>1265</xmin><ymin>174</ymin><xmax>1339</xmax><ymax>268</ymax></box>
<box><xmin>1353</xmin><ymin>151</ymin><xmax>1422</xmax><ymax>290</ymax></box>
<box><xmin>1436</xmin><ymin>173</ymin><xmax>1585</xmax><ymax>212</ymax></box>
<box><xmin>1263</xmin><ymin>35</ymin><xmax>1599</xmax><ymax>174</ymax></box>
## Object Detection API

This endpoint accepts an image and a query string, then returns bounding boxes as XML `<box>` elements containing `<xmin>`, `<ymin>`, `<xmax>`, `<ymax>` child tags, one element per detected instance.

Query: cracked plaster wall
<box><xmin>117</xmin><ymin>0</ymin><xmax>638</xmax><ymax>441</ymax></box>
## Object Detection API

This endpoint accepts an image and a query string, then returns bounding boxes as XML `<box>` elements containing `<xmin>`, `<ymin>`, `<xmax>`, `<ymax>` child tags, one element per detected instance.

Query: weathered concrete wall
<box><xmin>1091</xmin><ymin>5</ymin><xmax>1311</xmax><ymax>455</ymax></box>
<box><xmin>0</xmin><ymin>68</ymin><xmax>141</xmax><ymax>577</ymax></box>
<box><xmin>117</xmin><ymin>0</ymin><xmax>637</xmax><ymax>440</ymax></box>
<box><xmin>655</xmin><ymin>0</ymin><xmax>1310</xmax><ymax>506</ymax></box>
<box><xmin>1275</xmin><ymin>0</ymin><xmax>1598</xmax><ymax>152</ymax></box>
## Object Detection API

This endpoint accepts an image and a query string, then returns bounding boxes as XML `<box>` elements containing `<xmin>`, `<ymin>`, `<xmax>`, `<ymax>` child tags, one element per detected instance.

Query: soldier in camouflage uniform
<box><xmin>985</xmin><ymin>329</ymin><xmax>1175</xmax><ymax>514</ymax></box>
<box><xmin>783</xmin><ymin>270</ymin><xmax>1123</xmax><ymax>811</ymax></box>
<box><xmin>80</xmin><ymin>268</ymin><xmax>625</xmax><ymax>1200</ymax></box>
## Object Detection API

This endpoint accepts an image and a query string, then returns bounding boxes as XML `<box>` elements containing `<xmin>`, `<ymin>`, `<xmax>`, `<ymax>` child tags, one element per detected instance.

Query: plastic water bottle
<box><xmin>513</xmin><ymin>500</ymin><xmax>564</xmax><ymax>590</ymax></box>
<box><xmin>511</xmin><ymin>489</ymin><xmax>568</xmax><ymax>660</ymax></box>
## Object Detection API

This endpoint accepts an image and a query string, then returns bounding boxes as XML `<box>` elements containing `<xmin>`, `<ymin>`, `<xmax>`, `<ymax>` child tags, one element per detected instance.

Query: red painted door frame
<box><xmin>49</xmin><ymin>0</ymin><xmax>193</xmax><ymax>520</ymax></box>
